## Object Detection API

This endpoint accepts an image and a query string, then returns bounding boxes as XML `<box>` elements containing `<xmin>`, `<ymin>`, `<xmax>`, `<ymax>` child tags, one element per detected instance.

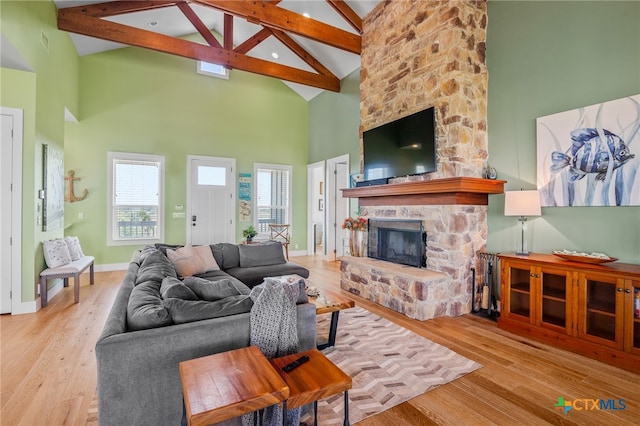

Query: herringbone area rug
<box><xmin>307</xmin><ymin>306</ymin><xmax>482</xmax><ymax>424</ymax></box>
<box><xmin>87</xmin><ymin>306</ymin><xmax>481</xmax><ymax>425</ymax></box>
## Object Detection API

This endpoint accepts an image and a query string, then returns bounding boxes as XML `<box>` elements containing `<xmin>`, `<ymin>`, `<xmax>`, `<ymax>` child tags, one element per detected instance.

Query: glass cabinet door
<box><xmin>509</xmin><ymin>266</ymin><xmax>531</xmax><ymax>319</ymax></box>
<box><xmin>581</xmin><ymin>275</ymin><xmax>622</xmax><ymax>348</ymax></box>
<box><xmin>540</xmin><ymin>270</ymin><xmax>569</xmax><ymax>329</ymax></box>
<box><xmin>630</xmin><ymin>281</ymin><xmax>640</xmax><ymax>354</ymax></box>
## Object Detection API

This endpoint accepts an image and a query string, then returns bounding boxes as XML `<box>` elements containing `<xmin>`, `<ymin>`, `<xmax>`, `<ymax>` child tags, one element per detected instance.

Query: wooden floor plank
<box><xmin>2</xmin><ymin>256</ymin><xmax>639</xmax><ymax>425</ymax></box>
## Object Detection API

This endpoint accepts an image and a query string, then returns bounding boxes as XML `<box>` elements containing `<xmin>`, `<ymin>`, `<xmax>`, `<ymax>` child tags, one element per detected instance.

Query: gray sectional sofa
<box><xmin>95</xmin><ymin>242</ymin><xmax>315</xmax><ymax>426</ymax></box>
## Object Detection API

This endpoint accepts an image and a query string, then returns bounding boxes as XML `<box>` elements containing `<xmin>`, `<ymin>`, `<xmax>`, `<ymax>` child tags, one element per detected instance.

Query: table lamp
<box><xmin>504</xmin><ymin>190</ymin><xmax>542</xmax><ymax>256</ymax></box>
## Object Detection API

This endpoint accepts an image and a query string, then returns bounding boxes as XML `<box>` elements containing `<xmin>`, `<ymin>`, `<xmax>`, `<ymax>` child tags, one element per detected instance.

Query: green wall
<box><xmin>1</xmin><ymin>0</ymin><xmax>79</xmax><ymax>302</ymax></box>
<box><xmin>65</xmin><ymin>45</ymin><xmax>309</xmax><ymax>265</ymax></box>
<box><xmin>308</xmin><ymin>69</ymin><xmax>361</xmax><ymax>169</ymax></box>
<box><xmin>308</xmin><ymin>68</ymin><xmax>361</xmax><ymax>215</ymax></box>
<box><xmin>486</xmin><ymin>1</ymin><xmax>640</xmax><ymax>263</ymax></box>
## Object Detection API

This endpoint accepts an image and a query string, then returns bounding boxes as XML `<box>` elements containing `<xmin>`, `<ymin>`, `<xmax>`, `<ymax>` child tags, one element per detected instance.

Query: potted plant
<box><xmin>242</xmin><ymin>225</ymin><xmax>258</xmax><ymax>243</ymax></box>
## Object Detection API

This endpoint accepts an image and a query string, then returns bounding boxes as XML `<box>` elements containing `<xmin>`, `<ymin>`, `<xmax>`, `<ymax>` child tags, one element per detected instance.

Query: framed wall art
<box><xmin>43</xmin><ymin>144</ymin><xmax>65</xmax><ymax>231</ymax></box>
<box><xmin>536</xmin><ymin>94</ymin><xmax>639</xmax><ymax>207</ymax></box>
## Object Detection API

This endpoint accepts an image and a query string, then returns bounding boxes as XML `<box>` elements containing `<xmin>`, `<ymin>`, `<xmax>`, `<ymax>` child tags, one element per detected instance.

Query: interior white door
<box><xmin>1</xmin><ymin>113</ymin><xmax>14</xmax><ymax>313</ymax></box>
<box><xmin>187</xmin><ymin>156</ymin><xmax>236</xmax><ymax>245</ymax></box>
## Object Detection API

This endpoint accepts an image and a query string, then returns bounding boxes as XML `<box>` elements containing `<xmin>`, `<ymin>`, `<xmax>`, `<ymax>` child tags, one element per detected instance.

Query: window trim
<box><xmin>107</xmin><ymin>151</ymin><xmax>165</xmax><ymax>246</ymax></box>
<box><xmin>196</xmin><ymin>61</ymin><xmax>229</xmax><ymax>80</ymax></box>
<box><xmin>253</xmin><ymin>162</ymin><xmax>292</xmax><ymax>239</ymax></box>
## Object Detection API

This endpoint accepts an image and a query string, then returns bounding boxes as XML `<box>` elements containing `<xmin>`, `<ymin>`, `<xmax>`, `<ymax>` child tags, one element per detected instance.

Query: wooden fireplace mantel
<box><xmin>340</xmin><ymin>177</ymin><xmax>506</xmax><ymax>206</ymax></box>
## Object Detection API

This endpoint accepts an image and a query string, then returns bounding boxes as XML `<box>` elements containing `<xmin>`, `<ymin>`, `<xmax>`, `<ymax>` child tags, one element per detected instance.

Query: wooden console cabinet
<box><xmin>498</xmin><ymin>253</ymin><xmax>640</xmax><ymax>373</ymax></box>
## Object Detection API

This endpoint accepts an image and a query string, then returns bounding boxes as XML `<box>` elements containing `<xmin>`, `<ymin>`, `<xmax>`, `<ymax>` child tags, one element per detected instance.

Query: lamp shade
<box><xmin>504</xmin><ymin>190</ymin><xmax>542</xmax><ymax>217</ymax></box>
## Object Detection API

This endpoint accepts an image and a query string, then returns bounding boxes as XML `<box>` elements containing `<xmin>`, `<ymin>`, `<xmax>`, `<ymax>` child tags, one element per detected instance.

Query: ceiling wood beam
<box><xmin>58</xmin><ymin>7</ymin><xmax>340</xmax><ymax>91</ymax></box>
<box><xmin>326</xmin><ymin>0</ymin><xmax>362</xmax><ymax>34</ymax></box>
<box><xmin>269</xmin><ymin>29</ymin><xmax>333</xmax><ymax>77</ymax></box>
<box><xmin>176</xmin><ymin>2</ymin><xmax>222</xmax><ymax>49</ymax></box>
<box><xmin>223</xmin><ymin>14</ymin><xmax>233</xmax><ymax>50</ymax></box>
<box><xmin>76</xmin><ymin>0</ymin><xmax>180</xmax><ymax>18</ymax></box>
<box><xmin>193</xmin><ymin>0</ymin><xmax>361</xmax><ymax>54</ymax></box>
<box><xmin>234</xmin><ymin>28</ymin><xmax>272</xmax><ymax>55</ymax></box>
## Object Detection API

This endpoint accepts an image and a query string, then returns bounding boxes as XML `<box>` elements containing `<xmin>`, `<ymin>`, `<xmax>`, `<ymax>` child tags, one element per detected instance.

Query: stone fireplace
<box><xmin>340</xmin><ymin>1</ymin><xmax>492</xmax><ymax>320</ymax></box>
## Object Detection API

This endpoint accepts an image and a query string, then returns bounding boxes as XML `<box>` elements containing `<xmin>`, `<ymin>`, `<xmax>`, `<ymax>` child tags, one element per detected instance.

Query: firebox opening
<box><xmin>367</xmin><ymin>219</ymin><xmax>426</xmax><ymax>268</ymax></box>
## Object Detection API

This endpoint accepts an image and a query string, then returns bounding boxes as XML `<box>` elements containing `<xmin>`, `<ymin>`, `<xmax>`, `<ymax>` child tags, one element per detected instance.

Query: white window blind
<box><xmin>108</xmin><ymin>152</ymin><xmax>164</xmax><ymax>245</ymax></box>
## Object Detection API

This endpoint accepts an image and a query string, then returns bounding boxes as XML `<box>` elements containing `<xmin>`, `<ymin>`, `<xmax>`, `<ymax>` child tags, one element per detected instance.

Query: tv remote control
<box><xmin>282</xmin><ymin>355</ymin><xmax>310</xmax><ymax>372</ymax></box>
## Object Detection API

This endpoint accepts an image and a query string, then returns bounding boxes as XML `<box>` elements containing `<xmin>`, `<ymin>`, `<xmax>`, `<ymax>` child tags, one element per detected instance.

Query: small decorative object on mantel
<box><xmin>484</xmin><ymin>164</ymin><xmax>497</xmax><ymax>180</ymax></box>
<box><xmin>242</xmin><ymin>225</ymin><xmax>258</xmax><ymax>243</ymax></box>
<box><xmin>342</xmin><ymin>216</ymin><xmax>368</xmax><ymax>257</ymax></box>
<box><xmin>64</xmin><ymin>169</ymin><xmax>88</xmax><ymax>203</ymax></box>
<box><xmin>552</xmin><ymin>249</ymin><xmax>618</xmax><ymax>264</ymax></box>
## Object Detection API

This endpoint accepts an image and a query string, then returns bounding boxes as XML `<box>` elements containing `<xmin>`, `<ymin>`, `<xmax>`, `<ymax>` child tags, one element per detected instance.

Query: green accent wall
<box><xmin>1</xmin><ymin>0</ymin><xmax>79</xmax><ymax>302</ymax></box>
<box><xmin>65</xmin><ymin>45</ymin><xmax>308</xmax><ymax>265</ymax></box>
<box><xmin>486</xmin><ymin>1</ymin><xmax>640</xmax><ymax>263</ymax></box>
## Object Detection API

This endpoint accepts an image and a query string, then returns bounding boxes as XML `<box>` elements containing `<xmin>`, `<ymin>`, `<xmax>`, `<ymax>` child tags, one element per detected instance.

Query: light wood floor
<box><xmin>2</xmin><ymin>256</ymin><xmax>639</xmax><ymax>425</ymax></box>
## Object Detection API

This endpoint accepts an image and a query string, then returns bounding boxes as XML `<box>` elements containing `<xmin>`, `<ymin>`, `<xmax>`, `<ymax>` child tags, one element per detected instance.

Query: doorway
<box><xmin>1</xmin><ymin>107</ymin><xmax>23</xmax><ymax>314</ymax></box>
<box><xmin>307</xmin><ymin>161</ymin><xmax>325</xmax><ymax>255</ymax></box>
<box><xmin>186</xmin><ymin>156</ymin><xmax>236</xmax><ymax>245</ymax></box>
<box><xmin>324</xmin><ymin>154</ymin><xmax>350</xmax><ymax>261</ymax></box>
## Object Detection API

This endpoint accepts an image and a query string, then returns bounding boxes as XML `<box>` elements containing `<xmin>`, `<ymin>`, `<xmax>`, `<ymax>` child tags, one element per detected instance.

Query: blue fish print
<box><xmin>551</xmin><ymin>128</ymin><xmax>635</xmax><ymax>182</ymax></box>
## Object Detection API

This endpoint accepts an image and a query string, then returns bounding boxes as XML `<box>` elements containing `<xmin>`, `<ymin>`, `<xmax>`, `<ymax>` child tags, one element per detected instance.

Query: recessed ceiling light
<box><xmin>148</xmin><ymin>20</ymin><xmax>159</xmax><ymax>27</ymax></box>
<box><xmin>303</xmin><ymin>12</ymin><xmax>310</xmax><ymax>18</ymax></box>
<box><xmin>271</xmin><ymin>52</ymin><xmax>279</xmax><ymax>59</ymax></box>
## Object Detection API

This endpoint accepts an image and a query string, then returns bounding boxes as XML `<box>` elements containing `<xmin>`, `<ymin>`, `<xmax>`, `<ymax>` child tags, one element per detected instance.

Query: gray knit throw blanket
<box><xmin>242</xmin><ymin>277</ymin><xmax>301</xmax><ymax>426</ymax></box>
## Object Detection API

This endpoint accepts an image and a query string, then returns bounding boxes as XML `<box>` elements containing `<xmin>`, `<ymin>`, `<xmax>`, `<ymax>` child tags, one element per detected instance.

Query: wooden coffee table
<box><xmin>309</xmin><ymin>288</ymin><xmax>355</xmax><ymax>350</ymax></box>
<box><xmin>179</xmin><ymin>346</ymin><xmax>289</xmax><ymax>426</ymax></box>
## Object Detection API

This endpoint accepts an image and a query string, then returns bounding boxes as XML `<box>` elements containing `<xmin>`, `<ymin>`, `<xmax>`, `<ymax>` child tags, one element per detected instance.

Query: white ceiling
<box><xmin>49</xmin><ymin>0</ymin><xmax>381</xmax><ymax>100</ymax></box>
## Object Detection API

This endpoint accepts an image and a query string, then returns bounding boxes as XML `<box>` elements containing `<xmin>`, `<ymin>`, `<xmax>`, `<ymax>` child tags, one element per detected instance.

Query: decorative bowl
<box><xmin>552</xmin><ymin>251</ymin><xmax>618</xmax><ymax>264</ymax></box>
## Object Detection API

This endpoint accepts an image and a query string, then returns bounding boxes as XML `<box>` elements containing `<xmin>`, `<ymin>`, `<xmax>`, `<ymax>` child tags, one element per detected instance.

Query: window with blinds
<box><xmin>108</xmin><ymin>152</ymin><xmax>164</xmax><ymax>245</ymax></box>
<box><xmin>254</xmin><ymin>164</ymin><xmax>291</xmax><ymax>235</ymax></box>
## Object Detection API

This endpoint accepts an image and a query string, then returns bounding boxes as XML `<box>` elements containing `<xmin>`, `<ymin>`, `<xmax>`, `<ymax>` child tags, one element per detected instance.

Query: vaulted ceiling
<box><xmin>54</xmin><ymin>0</ymin><xmax>381</xmax><ymax>100</ymax></box>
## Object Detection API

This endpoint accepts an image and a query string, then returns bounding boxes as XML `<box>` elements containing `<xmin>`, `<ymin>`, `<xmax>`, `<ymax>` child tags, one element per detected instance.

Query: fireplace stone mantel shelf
<box><xmin>341</xmin><ymin>177</ymin><xmax>506</xmax><ymax>206</ymax></box>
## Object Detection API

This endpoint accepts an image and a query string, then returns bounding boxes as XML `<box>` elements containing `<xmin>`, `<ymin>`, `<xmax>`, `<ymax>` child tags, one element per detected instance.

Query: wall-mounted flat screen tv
<box><xmin>362</xmin><ymin>106</ymin><xmax>436</xmax><ymax>182</ymax></box>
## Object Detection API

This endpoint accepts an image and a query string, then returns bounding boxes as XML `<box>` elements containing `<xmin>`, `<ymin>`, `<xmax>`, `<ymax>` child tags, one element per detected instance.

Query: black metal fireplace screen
<box><xmin>367</xmin><ymin>219</ymin><xmax>426</xmax><ymax>268</ymax></box>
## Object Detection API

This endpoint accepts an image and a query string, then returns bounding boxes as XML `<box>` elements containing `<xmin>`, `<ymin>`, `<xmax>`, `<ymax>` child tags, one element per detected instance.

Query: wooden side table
<box><xmin>309</xmin><ymin>288</ymin><xmax>355</xmax><ymax>350</ymax></box>
<box><xmin>271</xmin><ymin>349</ymin><xmax>352</xmax><ymax>426</ymax></box>
<box><xmin>179</xmin><ymin>346</ymin><xmax>289</xmax><ymax>426</ymax></box>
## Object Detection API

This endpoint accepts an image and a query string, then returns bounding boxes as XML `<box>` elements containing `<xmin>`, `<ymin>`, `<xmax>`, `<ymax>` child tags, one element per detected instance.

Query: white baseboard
<box><xmin>95</xmin><ymin>263</ymin><xmax>128</xmax><ymax>272</ymax></box>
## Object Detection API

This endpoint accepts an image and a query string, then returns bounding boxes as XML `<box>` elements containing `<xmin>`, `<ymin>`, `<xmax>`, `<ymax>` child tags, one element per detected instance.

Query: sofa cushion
<box><xmin>182</xmin><ymin>276</ymin><xmax>250</xmax><ymax>301</ymax></box>
<box><xmin>221</xmin><ymin>243</ymin><xmax>240</xmax><ymax>269</ymax></box>
<box><xmin>136</xmin><ymin>250</ymin><xmax>177</xmax><ymax>285</ymax></box>
<box><xmin>225</xmin><ymin>262</ymin><xmax>309</xmax><ymax>288</ymax></box>
<box><xmin>238</xmin><ymin>241</ymin><xmax>286</xmax><ymax>268</ymax></box>
<box><xmin>127</xmin><ymin>280</ymin><xmax>173</xmax><ymax>331</ymax></box>
<box><xmin>160</xmin><ymin>276</ymin><xmax>198</xmax><ymax>300</ymax></box>
<box><xmin>43</xmin><ymin>239</ymin><xmax>72</xmax><ymax>268</ymax></box>
<box><xmin>166</xmin><ymin>245</ymin><xmax>220</xmax><ymax>278</ymax></box>
<box><xmin>163</xmin><ymin>295</ymin><xmax>253</xmax><ymax>324</ymax></box>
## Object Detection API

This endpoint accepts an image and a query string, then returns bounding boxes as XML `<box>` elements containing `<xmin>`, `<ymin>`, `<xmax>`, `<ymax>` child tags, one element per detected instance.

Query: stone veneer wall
<box><xmin>355</xmin><ymin>1</ymin><xmax>489</xmax><ymax>316</ymax></box>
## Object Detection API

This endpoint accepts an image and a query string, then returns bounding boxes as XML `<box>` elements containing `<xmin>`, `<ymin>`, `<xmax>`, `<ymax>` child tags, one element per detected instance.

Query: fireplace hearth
<box><xmin>367</xmin><ymin>219</ymin><xmax>426</xmax><ymax>268</ymax></box>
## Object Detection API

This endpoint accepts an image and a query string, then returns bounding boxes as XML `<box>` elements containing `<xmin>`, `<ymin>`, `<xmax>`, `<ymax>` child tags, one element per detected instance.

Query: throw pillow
<box><xmin>183</xmin><ymin>276</ymin><xmax>250</xmax><ymax>301</ymax></box>
<box><xmin>193</xmin><ymin>245</ymin><xmax>220</xmax><ymax>271</ymax></box>
<box><xmin>64</xmin><ymin>236</ymin><xmax>85</xmax><ymax>261</ymax></box>
<box><xmin>167</xmin><ymin>246</ymin><xmax>202</xmax><ymax>278</ymax></box>
<box><xmin>43</xmin><ymin>239</ymin><xmax>72</xmax><ymax>268</ymax></box>
<box><xmin>160</xmin><ymin>276</ymin><xmax>199</xmax><ymax>300</ymax></box>
<box><xmin>238</xmin><ymin>241</ymin><xmax>286</xmax><ymax>268</ymax></box>
<box><xmin>163</xmin><ymin>295</ymin><xmax>253</xmax><ymax>325</ymax></box>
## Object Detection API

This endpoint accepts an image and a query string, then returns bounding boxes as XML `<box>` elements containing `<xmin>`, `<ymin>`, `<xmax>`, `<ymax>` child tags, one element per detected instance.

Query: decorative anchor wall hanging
<box><xmin>64</xmin><ymin>170</ymin><xmax>88</xmax><ymax>202</ymax></box>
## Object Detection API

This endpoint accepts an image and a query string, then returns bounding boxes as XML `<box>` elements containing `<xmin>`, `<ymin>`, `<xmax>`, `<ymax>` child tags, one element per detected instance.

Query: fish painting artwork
<box><xmin>551</xmin><ymin>128</ymin><xmax>635</xmax><ymax>182</ymax></box>
<box><xmin>536</xmin><ymin>95</ymin><xmax>640</xmax><ymax>207</ymax></box>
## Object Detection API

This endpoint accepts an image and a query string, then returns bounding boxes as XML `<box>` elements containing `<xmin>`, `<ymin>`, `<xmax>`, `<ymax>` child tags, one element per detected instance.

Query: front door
<box><xmin>187</xmin><ymin>156</ymin><xmax>236</xmax><ymax>245</ymax></box>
